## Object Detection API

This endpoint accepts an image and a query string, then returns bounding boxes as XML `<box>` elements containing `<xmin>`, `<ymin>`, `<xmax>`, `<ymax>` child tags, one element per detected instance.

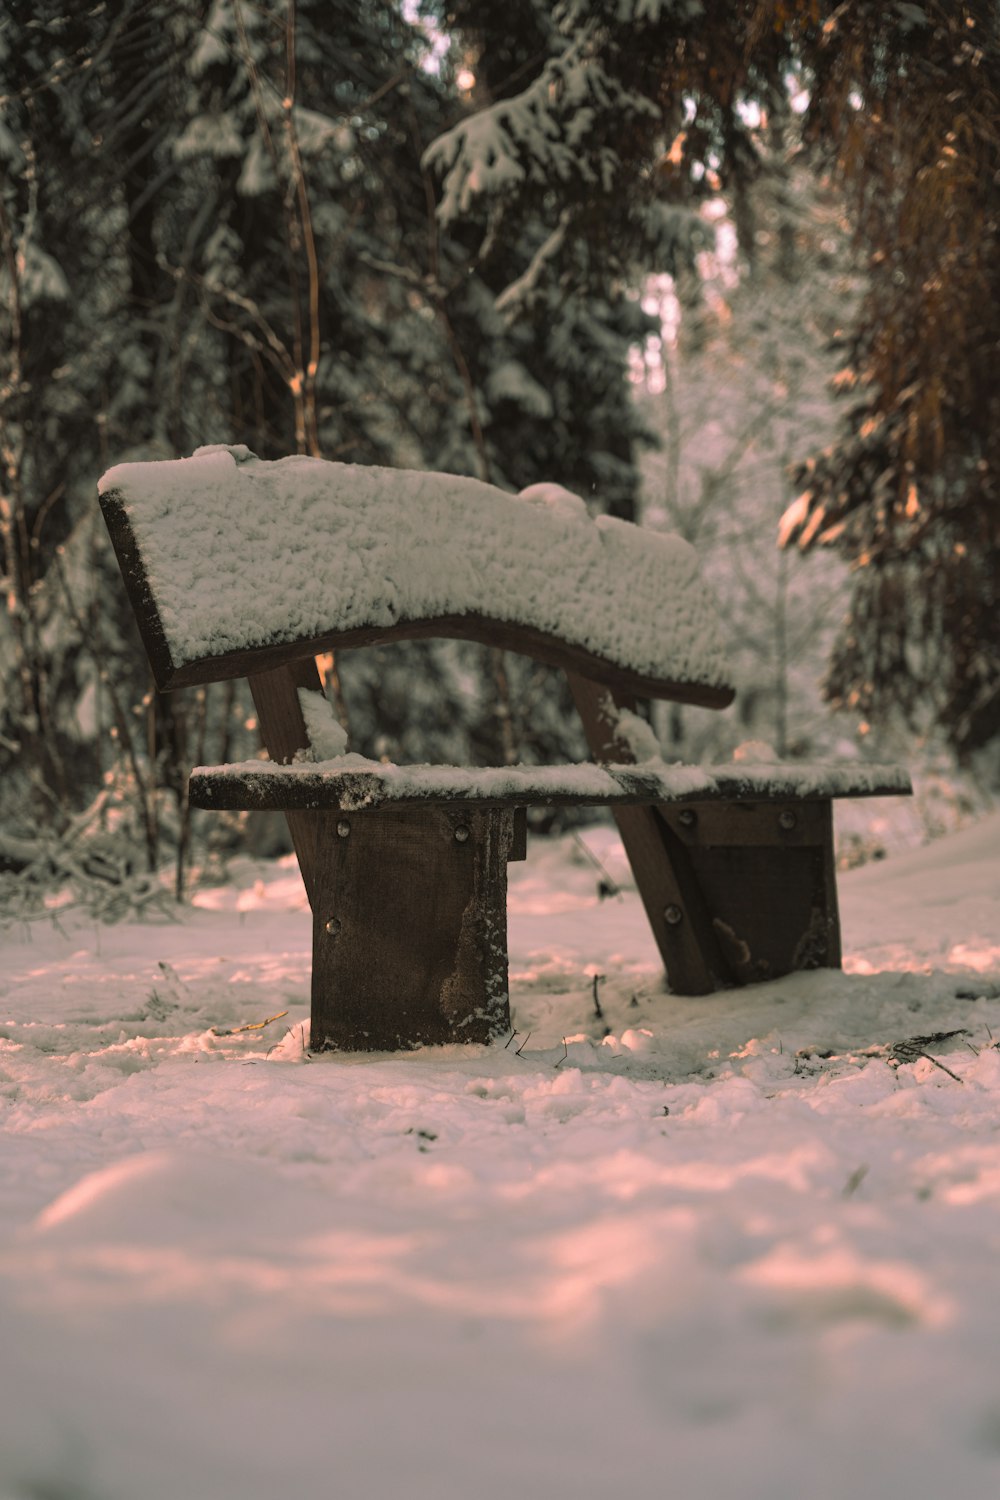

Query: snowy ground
<box><xmin>1</xmin><ymin>809</ymin><xmax>999</xmax><ymax>1500</ymax></box>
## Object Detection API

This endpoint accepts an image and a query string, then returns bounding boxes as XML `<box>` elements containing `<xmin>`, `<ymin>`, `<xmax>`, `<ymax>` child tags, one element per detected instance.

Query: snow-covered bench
<box><xmin>98</xmin><ymin>445</ymin><xmax>910</xmax><ymax>1051</ymax></box>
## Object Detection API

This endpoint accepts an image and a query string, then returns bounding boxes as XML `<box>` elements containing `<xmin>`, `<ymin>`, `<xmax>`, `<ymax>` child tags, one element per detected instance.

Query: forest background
<box><xmin>1</xmin><ymin>0</ymin><xmax>997</xmax><ymax>910</ymax></box>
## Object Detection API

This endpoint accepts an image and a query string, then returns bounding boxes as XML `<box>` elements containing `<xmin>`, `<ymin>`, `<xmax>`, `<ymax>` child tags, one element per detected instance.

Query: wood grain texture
<box><xmin>156</xmin><ymin>612</ymin><xmax>735</xmax><ymax>706</ymax></box>
<box><xmin>660</xmin><ymin>800</ymin><xmax>841</xmax><ymax>982</ymax></box>
<box><xmin>248</xmin><ymin>659</ymin><xmax>327</xmax><ymax>908</ymax></box>
<box><xmin>187</xmin><ymin>762</ymin><xmax>910</xmax><ymax>812</ymax></box>
<box><xmin>310</xmin><ymin>807</ymin><xmax>513</xmax><ymax>1050</ymax></box>
<box><xmin>98</xmin><ymin>487</ymin><xmax>177</xmax><ymax>689</ymax></box>
<box><xmin>616</xmin><ymin>805</ymin><xmax>726</xmax><ymax>994</ymax></box>
<box><xmin>662</xmin><ymin>799</ymin><xmax>834</xmax><ymax>849</ymax></box>
<box><xmin>566</xmin><ymin>671</ymin><xmax>722</xmax><ymax>991</ymax></box>
<box><xmin>510</xmin><ymin>807</ymin><xmax>528</xmax><ymax>862</ymax></box>
<box><xmin>567</xmin><ymin>672</ymin><xmax>843</xmax><ymax>991</ymax></box>
<box><xmin>95</xmin><ymin>493</ymin><xmax>736</xmax><ymax>707</ymax></box>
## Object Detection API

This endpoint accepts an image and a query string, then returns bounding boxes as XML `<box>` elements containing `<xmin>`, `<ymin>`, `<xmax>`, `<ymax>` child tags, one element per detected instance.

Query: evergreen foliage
<box><xmin>429</xmin><ymin>0</ymin><xmax>1000</xmax><ymax>759</ymax></box>
<box><xmin>637</xmin><ymin>149</ymin><xmax>856</xmax><ymax>763</ymax></box>
<box><xmin>786</xmin><ymin>2</ymin><xmax>1000</xmax><ymax>758</ymax></box>
<box><xmin>1</xmin><ymin>0</ymin><xmax>994</xmax><ymax>899</ymax></box>
<box><xmin>0</xmin><ymin>0</ymin><xmax>649</xmax><ymax>875</ymax></box>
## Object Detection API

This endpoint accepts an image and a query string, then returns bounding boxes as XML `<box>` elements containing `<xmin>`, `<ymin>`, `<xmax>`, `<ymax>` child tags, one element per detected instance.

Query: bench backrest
<box><xmin>98</xmin><ymin>445</ymin><xmax>734</xmax><ymax>710</ymax></box>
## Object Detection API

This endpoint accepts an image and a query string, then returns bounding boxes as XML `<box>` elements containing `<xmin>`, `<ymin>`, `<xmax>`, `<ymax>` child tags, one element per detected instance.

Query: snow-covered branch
<box><xmin>494</xmin><ymin>214</ymin><xmax>569</xmax><ymax>317</ymax></box>
<box><xmin>422</xmin><ymin>33</ymin><xmax>657</xmax><ymax>226</ymax></box>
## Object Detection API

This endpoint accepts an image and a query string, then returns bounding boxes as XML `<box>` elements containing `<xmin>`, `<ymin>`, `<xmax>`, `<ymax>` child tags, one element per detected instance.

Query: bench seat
<box><xmin>189</xmin><ymin>757</ymin><xmax>911</xmax><ymax>813</ymax></box>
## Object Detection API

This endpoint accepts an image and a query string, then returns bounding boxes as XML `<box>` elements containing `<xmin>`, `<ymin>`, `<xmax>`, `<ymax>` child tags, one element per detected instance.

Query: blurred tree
<box><xmin>0</xmin><ymin>0</ymin><xmax>660</xmax><ymax>889</ymax></box>
<box><xmin>422</xmin><ymin>0</ymin><xmax>1000</xmax><ymax>762</ymax></box>
<box><xmin>783</xmin><ymin>2</ymin><xmax>1000</xmax><ymax>762</ymax></box>
<box><xmin>637</xmin><ymin>136</ymin><xmax>857</xmax><ymax>763</ymax></box>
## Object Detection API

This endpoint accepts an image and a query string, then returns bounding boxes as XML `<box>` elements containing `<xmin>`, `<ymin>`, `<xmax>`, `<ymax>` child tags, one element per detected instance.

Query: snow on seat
<box><xmin>98</xmin><ymin>444</ymin><xmax>734</xmax><ymax>705</ymax></box>
<box><xmin>189</xmin><ymin>755</ymin><xmax>913</xmax><ymax>814</ymax></box>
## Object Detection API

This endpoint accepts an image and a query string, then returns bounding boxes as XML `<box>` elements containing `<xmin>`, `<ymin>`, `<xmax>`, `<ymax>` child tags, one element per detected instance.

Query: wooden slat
<box><xmin>566</xmin><ymin>672</ymin><xmax>723</xmax><ymax>991</ymax></box>
<box><xmin>248</xmin><ymin>658</ymin><xmax>328</xmax><ymax>907</ymax></box>
<box><xmin>97</xmin><ymin>488</ymin><xmax>734</xmax><ymax>708</ymax></box>
<box><xmin>146</xmin><ymin>611</ymin><xmax>736</xmax><ymax>709</ymax></box>
<box><xmin>510</xmin><ymin>807</ymin><xmax>528</xmax><ymax>862</ymax></box>
<box><xmin>818</xmin><ymin>799</ymin><xmax>843</xmax><ymax>970</ymax></box>
<box><xmin>615</xmin><ymin>804</ymin><xmax>728</xmax><ymax>994</ymax></box>
<box><xmin>661</xmin><ymin>799</ymin><xmax>834</xmax><ymax>848</ymax></box>
<box><xmin>187</xmin><ymin>760</ymin><xmax>912</xmax><ymax>812</ymax></box>
<box><xmin>99</xmin><ymin>485</ymin><xmax>177</xmax><ymax>689</ymax></box>
<box><xmin>566</xmin><ymin>671</ymin><xmax>637</xmax><ymax>762</ymax></box>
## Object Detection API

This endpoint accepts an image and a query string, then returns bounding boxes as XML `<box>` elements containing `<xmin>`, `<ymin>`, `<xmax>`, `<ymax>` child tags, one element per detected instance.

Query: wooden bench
<box><xmin>98</xmin><ymin>445</ymin><xmax>910</xmax><ymax>1051</ymax></box>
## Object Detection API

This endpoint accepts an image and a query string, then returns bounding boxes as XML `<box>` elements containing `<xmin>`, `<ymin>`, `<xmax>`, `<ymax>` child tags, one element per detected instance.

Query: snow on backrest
<box><xmin>98</xmin><ymin>446</ymin><xmax>733</xmax><ymax>699</ymax></box>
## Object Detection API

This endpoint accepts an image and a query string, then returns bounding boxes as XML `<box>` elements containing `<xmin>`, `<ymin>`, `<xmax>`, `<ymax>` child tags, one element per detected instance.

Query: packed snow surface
<box><xmin>98</xmin><ymin>446</ymin><xmax>732</xmax><ymax>691</ymax></box>
<box><xmin>2</xmin><ymin>811</ymin><xmax>999</xmax><ymax>1498</ymax></box>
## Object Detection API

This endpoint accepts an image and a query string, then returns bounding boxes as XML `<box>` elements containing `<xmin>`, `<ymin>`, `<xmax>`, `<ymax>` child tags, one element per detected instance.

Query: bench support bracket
<box><xmin>568</xmin><ymin>672</ymin><xmax>842</xmax><ymax>992</ymax></box>
<box><xmin>249</xmin><ymin>660</ymin><xmax>326</xmax><ymax>907</ymax></box>
<box><xmin>310</xmin><ymin>807</ymin><xmax>513</xmax><ymax>1051</ymax></box>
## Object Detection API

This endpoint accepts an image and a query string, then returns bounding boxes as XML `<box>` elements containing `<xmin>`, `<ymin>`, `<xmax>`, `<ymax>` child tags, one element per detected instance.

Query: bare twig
<box><xmin>569</xmin><ymin>830</ymin><xmax>621</xmax><ymax>897</ymax></box>
<box><xmin>212</xmin><ymin>1009</ymin><xmax>289</xmax><ymax>1037</ymax></box>
<box><xmin>917</xmin><ymin>1051</ymin><xmax>964</xmax><ymax>1084</ymax></box>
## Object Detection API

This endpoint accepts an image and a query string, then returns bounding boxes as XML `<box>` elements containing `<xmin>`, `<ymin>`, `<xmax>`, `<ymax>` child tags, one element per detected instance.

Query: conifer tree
<box><xmin>423</xmin><ymin>0</ymin><xmax>1000</xmax><ymax>760</ymax></box>
<box><xmin>1</xmin><ymin>0</ymin><xmax>664</xmax><ymax>855</ymax></box>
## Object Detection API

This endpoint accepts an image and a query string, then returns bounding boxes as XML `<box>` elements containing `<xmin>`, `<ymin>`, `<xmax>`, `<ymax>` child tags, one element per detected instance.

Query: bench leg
<box><xmin>656</xmin><ymin>799</ymin><xmax>842</xmax><ymax>987</ymax></box>
<box><xmin>566</xmin><ymin>673</ymin><xmax>842</xmax><ymax>993</ymax></box>
<box><xmin>604</xmin><ymin>799</ymin><xmax>841</xmax><ymax>992</ymax></box>
<box><xmin>310</xmin><ymin>807</ymin><xmax>513</xmax><ymax>1050</ymax></box>
<box><xmin>603</xmin><ymin>803</ymin><xmax>728</xmax><ymax>994</ymax></box>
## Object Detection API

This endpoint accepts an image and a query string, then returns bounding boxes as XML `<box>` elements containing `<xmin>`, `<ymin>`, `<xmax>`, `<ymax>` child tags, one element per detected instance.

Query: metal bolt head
<box><xmin>324</xmin><ymin>917</ymin><xmax>341</xmax><ymax>937</ymax></box>
<box><xmin>664</xmin><ymin>904</ymin><xmax>684</xmax><ymax>926</ymax></box>
<box><xmin>336</xmin><ymin>819</ymin><xmax>351</xmax><ymax>838</ymax></box>
<box><xmin>454</xmin><ymin>824</ymin><xmax>471</xmax><ymax>844</ymax></box>
<box><xmin>778</xmin><ymin>809</ymin><xmax>797</xmax><ymax>831</ymax></box>
<box><xmin>678</xmin><ymin>808</ymin><xmax>697</xmax><ymax>828</ymax></box>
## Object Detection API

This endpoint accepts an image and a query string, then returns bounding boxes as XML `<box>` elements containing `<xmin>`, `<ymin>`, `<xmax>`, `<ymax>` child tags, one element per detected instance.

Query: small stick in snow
<box><xmin>886</xmin><ymin>1031</ymin><xmax>967</xmax><ymax>1080</ymax></box>
<box><xmin>917</xmin><ymin>1051</ymin><xmax>964</xmax><ymax>1084</ymax></box>
<box><xmin>515</xmin><ymin>1031</ymin><xmax>532</xmax><ymax>1056</ymax></box>
<box><xmin>962</xmin><ymin>1028</ymin><xmax>997</xmax><ymax>1056</ymax></box>
<box><xmin>842</xmin><ymin>1164</ymin><xmax>869</xmax><ymax>1198</ymax></box>
<box><xmin>592</xmin><ymin>974</ymin><xmax>604</xmax><ymax>1021</ymax></box>
<box><xmin>570</xmin><ymin>831</ymin><xmax>621</xmax><ymax>899</ymax></box>
<box><xmin>554</xmin><ymin>1039</ymin><xmax>569</xmax><ymax>1068</ymax></box>
<box><xmin>212</xmin><ymin>1009</ymin><xmax>289</xmax><ymax>1037</ymax></box>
